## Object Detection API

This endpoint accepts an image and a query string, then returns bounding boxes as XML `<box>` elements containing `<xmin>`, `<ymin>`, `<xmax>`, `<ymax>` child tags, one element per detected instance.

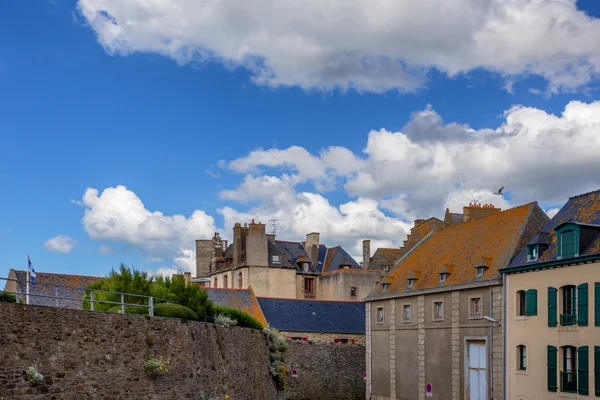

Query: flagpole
<box><xmin>26</xmin><ymin>255</ymin><xmax>30</xmax><ymax>305</ymax></box>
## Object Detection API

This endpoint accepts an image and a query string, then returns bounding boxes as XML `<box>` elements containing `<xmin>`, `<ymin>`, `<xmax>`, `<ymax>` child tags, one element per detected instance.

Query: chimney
<box><xmin>305</xmin><ymin>232</ymin><xmax>320</xmax><ymax>266</ymax></box>
<box><xmin>414</xmin><ymin>219</ymin><xmax>426</xmax><ymax>227</ymax></box>
<box><xmin>463</xmin><ymin>203</ymin><xmax>501</xmax><ymax>222</ymax></box>
<box><xmin>233</xmin><ymin>223</ymin><xmax>242</xmax><ymax>267</ymax></box>
<box><xmin>246</xmin><ymin>220</ymin><xmax>268</xmax><ymax>267</ymax></box>
<box><xmin>266</xmin><ymin>233</ymin><xmax>276</xmax><ymax>243</ymax></box>
<box><xmin>183</xmin><ymin>272</ymin><xmax>191</xmax><ymax>286</ymax></box>
<box><xmin>363</xmin><ymin>240</ymin><xmax>371</xmax><ymax>269</ymax></box>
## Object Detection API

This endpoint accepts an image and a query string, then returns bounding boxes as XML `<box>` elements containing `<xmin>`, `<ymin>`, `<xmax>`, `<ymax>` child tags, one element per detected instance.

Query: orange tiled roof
<box><xmin>205</xmin><ymin>287</ymin><xmax>267</xmax><ymax>327</ymax></box>
<box><xmin>371</xmin><ymin>202</ymin><xmax>545</xmax><ymax>297</ymax></box>
<box><xmin>370</xmin><ymin>248</ymin><xmax>403</xmax><ymax>268</ymax></box>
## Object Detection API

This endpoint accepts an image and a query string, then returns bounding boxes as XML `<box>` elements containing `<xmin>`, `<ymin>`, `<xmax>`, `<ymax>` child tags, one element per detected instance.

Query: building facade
<box><xmin>365</xmin><ymin>202</ymin><xmax>548</xmax><ymax>400</ymax></box>
<box><xmin>501</xmin><ymin>189</ymin><xmax>600</xmax><ymax>399</ymax></box>
<box><xmin>196</xmin><ymin>220</ymin><xmax>383</xmax><ymax>300</ymax></box>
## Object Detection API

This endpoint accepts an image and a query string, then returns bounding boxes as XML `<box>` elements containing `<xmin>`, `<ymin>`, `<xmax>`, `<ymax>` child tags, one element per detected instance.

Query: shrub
<box><xmin>154</xmin><ymin>303</ymin><xmax>198</xmax><ymax>321</ymax></box>
<box><xmin>107</xmin><ymin>305</ymin><xmax>149</xmax><ymax>315</ymax></box>
<box><xmin>143</xmin><ymin>356</ymin><xmax>169</xmax><ymax>378</ymax></box>
<box><xmin>24</xmin><ymin>366</ymin><xmax>44</xmax><ymax>384</ymax></box>
<box><xmin>212</xmin><ymin>305</ymin><xmax>263</xmax><ymax>330</ymax></box>
<box><xmin>263</xmin><ymin>327</ymin><xmax>288</xmax><ymax>390</ymax></box>
<box><xmin>0</xmin><ymin>292</ymin><xmax>16</xmax><ymax>303</ymax></box>
<box><xmin>215</xmin><ymin>313</ymin><xmax>237</xmax><ymax>326</ymax></box>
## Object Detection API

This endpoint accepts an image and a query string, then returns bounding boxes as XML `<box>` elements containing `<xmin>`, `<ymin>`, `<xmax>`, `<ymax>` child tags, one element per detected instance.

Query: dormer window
<box><xmin>439</xmin><ymin>272</ymin><xmax>449</xmax><ymax>283</ymax></box>
<box><xmin>302</xmin><ymin>262</ymin><xmax>310</xmax><ymax>272</ymax></box>
<box><xmin>474</xmin><ymin>257</ymin><xmax>491</xmax><ymax>278</ymax></box>
<box><xmin>381</xmin><ymin>283</ymin><xmax>389</xmax><ymax>292</ymax></box>
<box><xmin>272</xmin><ymin>255</ymin><xmax>280</xmax><ymax>264</ymax></box>
<box><xmin>526</xmin><ymin>245</ymin><xmax>538</xmax><ymax>262</ymax></box>
<box><xmin>556</xmin><ymin>223</ymin><xmax>580</xmax><ymax>260</ymax></box>
<box><xmin>407</xmin><ymin>278</ymin><xmax>417</xmax><ymax>289</ymax></box>
<box><xmin>475</xmin><ymin>266</ymin><xmax>487</xmax><ymax>278</ymax></box>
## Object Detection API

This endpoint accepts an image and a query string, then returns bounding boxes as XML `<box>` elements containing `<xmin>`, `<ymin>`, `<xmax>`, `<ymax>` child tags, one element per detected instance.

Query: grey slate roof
<box><xmin>9</xmin><ymin>270</ymin><xmax>101</xmax><ymax>309</ymax></box>
<box><xmin>507</xmin><ymin>189</ymin><xmax>600</xmax><ymax>268</ymax></box>
<box><xmin>321</xmin><ymin>246</ymin><xmax>361</xmax><ymax>273</ymax></box>
<box><xmin>257</xmin><ymin>297</ymin><xmax>365</xmax><ymax>334</ymax></box>
<box><xmin>271</xmin><ymin>241</ymin><xmax>327</xmax><ymax>272</ymax></box>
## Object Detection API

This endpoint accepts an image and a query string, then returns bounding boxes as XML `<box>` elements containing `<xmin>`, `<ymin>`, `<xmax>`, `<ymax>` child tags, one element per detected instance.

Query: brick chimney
<box><xmin>463</xmin><ymin>203</ymin><xmax>501</xmax><ymax>222</ymax></box>
<box><xmin>363</xmin><ymin>240</ymin><xmax>371</xmax><ymax>269</ymax></box>
<box><xmin>305</xmin><ymin>232</ymin><xmax>320</xmax><ymax>266</ymax></box>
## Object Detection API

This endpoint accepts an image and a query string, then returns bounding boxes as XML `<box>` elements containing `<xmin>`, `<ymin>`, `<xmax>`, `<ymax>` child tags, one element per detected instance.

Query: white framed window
<box><xmin>272</xmin><ymin>255</ymin><xmax>280</xmax><ymax>263</ymax></box>
<box><xmin>376</xmin><ymin>307</ymin><xmax>385</xmax><ymax>324</ymax></box>
<box><xmin>470</xmin><ymin>296</ymin><xmax>483</xmax><ymax>318</ymax></box>
<box><xmin>433</xmin><ymin>301</ymin><xmax>444</xmax><ymax>321</ymax></box>
<box><xmin>302</xmin><ymin>262</ymin><xmax>310</xmax><ymax>272</ymax></box>
<box><xmin>403</xmin><ymin>304</ymin><xmax>411</xmax><ymax>322</ymax></box>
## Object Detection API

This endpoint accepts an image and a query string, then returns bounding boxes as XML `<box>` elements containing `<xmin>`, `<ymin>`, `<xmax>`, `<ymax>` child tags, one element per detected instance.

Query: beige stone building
<box><xmin>365</xmin><ymin>202</ymin><xmax>548</xmax><ymax>400</ymax></box>
<box><xmin>196</xmin><ymin>220</ymin><xmax>383</xmax><ymax>300</ymax></box>
<box><xmin>501</xmin><ymin>189</ymin><xmax>600</xmax><ymax>399</ymax></box>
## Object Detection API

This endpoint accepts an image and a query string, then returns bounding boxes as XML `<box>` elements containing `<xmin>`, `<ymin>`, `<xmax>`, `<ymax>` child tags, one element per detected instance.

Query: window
<box><xmin>518</xmin><ymin>345</ymin><xmax>527</xmax><ymax>371</ymax></box>
<box><xmin>214</xmin><ymin>278</ymin><xmax>218</xmax><ymax>288</ymax></box>
<box><xmin>560</xmin><ymin>230</ymin><xmax>578</xmax><ymax>259</ymax></box>
<box><xmin>561</xmin><ymin>346</ymin><xmax>577</xmax><ymax>393</ymax></box>
<box><xmin>527</xmin><ymin>245</ymin><xmax>539</xmax><ymax>262</ymax></box>
<box><xmin>439</xmin><ymin>272</ymin><xmax>448</xmax><ymax>283</ymax></box>
<box><xmin>476</xmin><ymin>266</ymin><xmax>486</xmax><ymax>277</ymax></box>
<box><xmin>403</xmin><ymin>304</ymin><xmax>411</xmax><ymax>322</ymax></box>
<box><xmin>518</xmin><ymin>290</ymin><xmax>527</xmax><ymax>316</ymax></box>
<box><xmin>272</xmin><ymin>255</ymin><xmax>280</xmax><ymax>263</ymax></box>
<box><xmin>376</xmin><ymin>307</ymin><xmax>384</xmax><ymax>324</ymax></box>
<box><xmin>407</xmin><ymin>278</ymin><xmax>417</xmax><ymax>289</ymax></box>
<box><xmin>238</xmin><ymin>272</ymin><xmax>243</xmax><ymax>288</ymax></box>
<box><xmin>304</xmin><ymin>277</ymin><xmax>315</xmax><ymax>294</ymax></box>
<box><xmin>223</xmin><ymin>275</ymin><xmax>228</xmax><ymax>289</ymax></box>
<box><xmin>334</xmin><ymin>338</ymin><xmax>350</xmax><ymax>344</ymax></box>
<box><xmin>561</xmin><ymin>285</ymin><xmax>576</xmax><ymax>326</ymax></box>
<box><xmin>350</xmin><ymin>287</ymin><xmax>357</xmax><ymax>297</ymax></box>
<box><xmin>302</xmin><ymin>262</ymin><xmax>310</xmax><ymax>272</ymax></box>
<box><xmin>470</xmin><ymin>297</ymin><xmax>482</xmax><ymax>318</ymax></box>
<box><xmin>433</xmin><ymin>301</ymin><xmax>444</xmax><ymax>320</ymax></box>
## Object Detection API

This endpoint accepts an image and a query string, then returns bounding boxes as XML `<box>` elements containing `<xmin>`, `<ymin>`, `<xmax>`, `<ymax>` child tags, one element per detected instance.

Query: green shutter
<box><xmin>595</xmin><ymin>283</ymin><xmax>600</xmax><ymax>327</ymax></box>
<box><xmin>526</xmin><ymin>289</ymin><xmax>538</xmax><ymax>316</ymax></box>
<box><xmin>548</xmin><ymin>345</ymin><xmax>558</xmax><ymax>392</ymax></box>
<box><xmin>561</xmin><ymin>230</ymin><xmax>577</xmax><ymax>258</ymax></box>
<box><xmin>578</xmin><ymin>283</ymin><xmax>588</xmax><ymax>326</ymax></box>
<box><xmin>548</xmin><ymin>287</ymin><xmax>558</xmax><ymax>327</ymax></box>
<box><xmin>594</xmin><ymin>346</ymin><xmax>600</xmax><ymax>397</ymax></box>
<box><xmin>578</xmin><ymin>346</ymin><xmax>589</xmax><ymax>395</ymax></box>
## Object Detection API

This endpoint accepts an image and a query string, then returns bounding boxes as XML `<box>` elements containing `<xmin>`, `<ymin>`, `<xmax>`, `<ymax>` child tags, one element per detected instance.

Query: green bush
<box><xmin>154</xmin><ymin>303</ymin><xmax>198</xmax><ymax>320</ymax></box>
<box><xmin>212</xmin><ymin>305</ymin><xmax>263</xmax><ymax>330</ymax></box>
<box><xmin>107</xmin><ymin>305</ymin><xmax>149</xmax><ymax>315</ymax></box>
<box><xmin>0</xmin><ymin>292</ymin><xmax>16</xmax><ymax>303</ymax></box>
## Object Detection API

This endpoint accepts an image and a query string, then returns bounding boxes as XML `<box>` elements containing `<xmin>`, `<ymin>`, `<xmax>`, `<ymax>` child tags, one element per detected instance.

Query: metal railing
<box><xmin>560</xmin><ymin>371</ymin><xmax>577</xmax><ymax>393</ymax></box>
<box><xmin>0</xmin><ymin>277</ymin><xmax>173</xmax><ymax>316</ymax></box>
<box><xmin>560</xmin><ymin>313</ymin><xmax>577</xmax><ymax>326</ymax></box>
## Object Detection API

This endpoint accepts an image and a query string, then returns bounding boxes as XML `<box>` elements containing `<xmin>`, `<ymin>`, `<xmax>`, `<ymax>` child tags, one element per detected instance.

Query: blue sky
<box><xmin>1</xmin><ymin>0</ymin><xmax>600</xmax><ymax>278</ymax></box>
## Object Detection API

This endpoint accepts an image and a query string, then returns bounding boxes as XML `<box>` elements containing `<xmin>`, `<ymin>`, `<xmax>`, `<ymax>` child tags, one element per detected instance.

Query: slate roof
<box><xmin>322</xmin><ymin>246</ymin><xmax>361</xmax><ymax>273</ymax></box>
<box><xmin>369</xmin><ymin>248</ymin><xmax>402</xmax><ymax>270</ymax></box>
<box><xmin>369</xmin><ymin>202</ymin><xmax>548</xmax><ymax>298</ymax></box>
<box><xmin>205</xmin><ymin>287</ymin><xmax>267</xmax><ymax>326</ymax></box>
<box><xmin>257</xmin><ymin>297</ymin><xmax>365</xmax><ymax>334</ymax></box>
<box><xmin>506</xmin><ymin>189</ymin><xmax>600</xmax><ymax>269</ymax></box>
<box><xmin>270</xmin><ymin>241</ymin><xmax>325</xmax><ymax>272</ymax></box>
<box><xmin>449</xmin><ymin>213</ymin><xmax>464</xmax><ymax>224</ymax></box>
<box><xmin>8</xmin><ymin>269</ymin><xmax>102</xmax><ymax>309</ymax></box>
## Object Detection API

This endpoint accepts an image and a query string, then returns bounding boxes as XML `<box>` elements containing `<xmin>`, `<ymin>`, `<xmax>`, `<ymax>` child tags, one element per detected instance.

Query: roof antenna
<box><xmin>269</xmin><ymin>219</ymin><xmax>282</xmax><ymax>235</ymax></box>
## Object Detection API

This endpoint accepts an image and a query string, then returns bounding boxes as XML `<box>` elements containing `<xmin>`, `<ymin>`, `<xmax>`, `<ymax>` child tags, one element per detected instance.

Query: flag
<box><xmin>28</xmin><ymin>256</ymin><xmax>36</xmax><ymax>286</ymax></box>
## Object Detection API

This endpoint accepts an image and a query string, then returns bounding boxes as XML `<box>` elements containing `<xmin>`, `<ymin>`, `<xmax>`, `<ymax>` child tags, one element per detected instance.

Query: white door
<box><xmin>468</xmin><ymin>341</ymin><xmax>487</xmax><ymax>400</ymax></box>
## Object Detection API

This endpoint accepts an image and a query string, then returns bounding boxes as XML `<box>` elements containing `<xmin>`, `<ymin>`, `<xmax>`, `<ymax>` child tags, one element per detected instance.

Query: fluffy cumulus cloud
<box><xmin>226</xmin><ymin>100</ymin><xmax>600</xmax><ymax>219</ymax></box>
<box><xmin>77</xmin><ymin>0</ymin><xmax>600</xmax><ymax>93</ymax></box>
<box><xmin>44</xmin><ymin>235</ymin><xmax>77</xmax><ymax>254</ymax></box>
<box><xmin>76</xmin><ymin>185</ymin><xmax>217</xmax><ymax>271</ymax></box>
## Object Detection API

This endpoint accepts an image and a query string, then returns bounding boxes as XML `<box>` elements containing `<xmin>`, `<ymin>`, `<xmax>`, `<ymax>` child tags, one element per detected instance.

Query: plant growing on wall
<box><xmin>143</xmin><ymin>355</ymin><xmax>170</xmax><ymax>378</ymax></box>
<box><xmin>215</xmin><ymin>313</ymin><xmax>237</xmax><ymax>326</ymax></box>
<box><xmin>24</xmin><ymin>366</ymin><xmax>44</xmax><ymax>384</ymax></box>
<box><xmin>263</xmin><ymin>327</ymin><xmax>288</xmax><ymax>390</ymax></box>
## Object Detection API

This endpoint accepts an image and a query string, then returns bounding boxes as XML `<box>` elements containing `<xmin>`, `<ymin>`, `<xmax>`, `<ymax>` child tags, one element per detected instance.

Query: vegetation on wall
<box><xmin>212</xmin><ymin>305</ymin><xmax>263</xmax><ymax>330</ymax></box>
<box><xmin>264</xmin><ymin>327</ymin><xmax>289</xmax><ymax>390</ymax></box>
<box><xmin>0</xmin><ymin>292</ymin><xmax>16</xmax><ymax>303</ymax></box>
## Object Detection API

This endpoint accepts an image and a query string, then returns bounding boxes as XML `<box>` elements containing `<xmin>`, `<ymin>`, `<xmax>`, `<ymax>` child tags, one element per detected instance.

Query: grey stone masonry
<box><xmin>417</xmin><ymin>295</ymin><xmax>426</xmax><ymax>400</ymax></box>
<box><xmin>389</xmin><ymin>299</ymin><xmax>396</xmax><ymax>397</ymax></box>
<box><xmin>491</xmin><ymin>285</ymin><xmax>503</xmax><ymax>400</ymax></box>
<box><xmin>451</xmin><ymin>290</ymin><xmax>460</xmax><ymax>400</ymax></box>
<box><xmin>366</xmin><ymin>303</ymin><xmax>372</xmax><ymax>400</ymax></box>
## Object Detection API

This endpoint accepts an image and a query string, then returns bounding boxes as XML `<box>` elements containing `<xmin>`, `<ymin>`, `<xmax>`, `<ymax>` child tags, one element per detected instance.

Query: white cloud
<box><xmin>44</xmin><ymin>235</ymin><xmax>77</xmax><ymax>254</ymax></box>
<box><xmin>546</xmin><ymin>208</ymin><xmax>561</xmax><ymax>218</ymax></box>
<box><xmin>77</xmin><ymin>185</ymin><xmax>217</xmax><ymax>271</ymax></box>
<box><xmin>99</xmin><ymin>244</ymin><xmax>113</xmax><ymax>254</ymax></box>
<box><xmin>77</xmin><ymin>0</ymin><xmax>600</xmax><ymax>93</ymax></box>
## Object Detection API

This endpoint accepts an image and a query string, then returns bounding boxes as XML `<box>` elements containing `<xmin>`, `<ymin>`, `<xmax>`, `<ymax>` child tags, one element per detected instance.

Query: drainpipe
<box><xmin>489</xmin><ymin>286</ymin><xmax>493</xmax><ymax>400</ymax></box>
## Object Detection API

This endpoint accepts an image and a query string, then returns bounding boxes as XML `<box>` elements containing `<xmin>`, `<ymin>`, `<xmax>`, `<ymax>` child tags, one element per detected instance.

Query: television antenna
<box><xmin>269</xmin><ymin>219</ymin><xmax>283</xmax><ymax>235</ymax></box>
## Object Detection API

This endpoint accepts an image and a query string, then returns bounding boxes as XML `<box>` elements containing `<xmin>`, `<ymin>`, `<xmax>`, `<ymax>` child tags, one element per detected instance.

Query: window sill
<box><xmin>514</xmin><ymin>370</ymin><xmax>528</xmax><ymax>375</ymax></box>
<box><xmin>514</xmin><ymin>316</ymin><xmax>529</xmax><ymax>321</ymax></box>
<box><xmin>557</xmin><ymin>391</ymin><xmax>580</xmax><ymax>399</ymax></box>
<box><xmin>432</xmin><ymin>318</ymin><xmax>445</xmax><ymax>323</ymax></box>
<box><xmin>401</xmin><ymin>319</ymin><xmax>412</xmax><ymax>324</ymax></box>
<box><xmin>468</xmin><ymin>315</ymin><xmax>483</xmax><ymax>320</ymax></box>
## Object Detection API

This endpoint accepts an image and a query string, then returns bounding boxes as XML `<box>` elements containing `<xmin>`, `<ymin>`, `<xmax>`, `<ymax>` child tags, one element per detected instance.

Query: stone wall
<box><xmin>0</xmin><ymin>302</ymin><xmax>365</xmax><ymax>400</ymax></box>
<box><xmin>0</xmin><ymin>302</ymin><xmax>277</xmax><ymax>400</ymax></box>
<box><xmin>281</xmin><ymin>341</ymin><xmax>366</xmax><ymax>400</ymax></box>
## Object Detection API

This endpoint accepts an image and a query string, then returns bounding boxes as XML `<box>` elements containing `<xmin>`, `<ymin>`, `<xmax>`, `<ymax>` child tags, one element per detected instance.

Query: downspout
<box><xmin>489</xmin><ymin>286</ymin><xmax>493</xmax><ymax>400</ymax></box>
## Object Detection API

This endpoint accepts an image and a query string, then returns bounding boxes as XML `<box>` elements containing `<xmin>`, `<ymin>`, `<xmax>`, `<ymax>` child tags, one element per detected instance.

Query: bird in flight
<box><xmin>493</xmin><ymin>186</ymin><xmax>504</xmax><ymax>196</ymax></box>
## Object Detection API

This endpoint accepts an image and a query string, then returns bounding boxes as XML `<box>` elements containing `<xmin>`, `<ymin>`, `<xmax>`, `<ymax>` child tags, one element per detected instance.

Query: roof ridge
<box><xmin>568</xmin><ymin>188</ymin><xmax>600</xmax><ymax>200</ymax></box>
<box><xmin>257</xmin><ymin>296</ymin><xmax>362</xmax><ymax>303</ymax></box>
<box><xmin>12</xmin><ymin>269</ymin><xmax>103</xmax><ymax>279</ymax></box>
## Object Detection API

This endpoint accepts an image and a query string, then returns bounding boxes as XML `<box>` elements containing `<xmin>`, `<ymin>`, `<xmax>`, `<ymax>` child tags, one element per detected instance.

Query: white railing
<box><xmin>0</xmin><ymin>277</ymin><xmax>173</xmax><ymax>316</ymax></box>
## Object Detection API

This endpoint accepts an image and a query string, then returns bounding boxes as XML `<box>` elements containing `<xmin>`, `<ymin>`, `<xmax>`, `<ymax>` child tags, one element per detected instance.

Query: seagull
<box><xmin>493</xmin><ymin>186</ymin><xmax>505</xmax><ymax>196</ymax></box>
